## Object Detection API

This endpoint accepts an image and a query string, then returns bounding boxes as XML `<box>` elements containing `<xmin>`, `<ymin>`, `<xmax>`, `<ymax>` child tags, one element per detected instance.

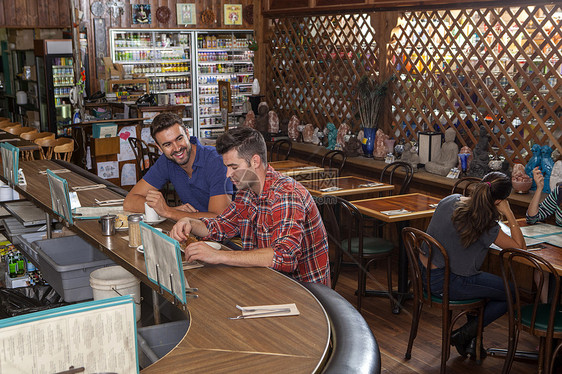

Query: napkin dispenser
<box><xmin>418</xmin><ymin>131</ymin><xmax>442</xmax><ymax>165</ymax></box>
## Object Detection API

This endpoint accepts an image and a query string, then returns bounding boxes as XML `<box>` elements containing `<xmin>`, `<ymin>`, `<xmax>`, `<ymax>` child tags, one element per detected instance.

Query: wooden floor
<box><xmin>334</xmin><ymin>265</ymin><xmax>540</xmax><ymax>374</ymax></box>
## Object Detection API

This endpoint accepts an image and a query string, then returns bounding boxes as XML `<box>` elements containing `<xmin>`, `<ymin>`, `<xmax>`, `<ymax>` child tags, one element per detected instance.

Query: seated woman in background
<box><xmin>424</xmin><ymin>172</ymin><xmax>526</xmax><ymax>359</ymax></box>
<box><xmin>527</xmin><ymin>166</ymin><xmax>562</xmax><ymax>226</ymax></box>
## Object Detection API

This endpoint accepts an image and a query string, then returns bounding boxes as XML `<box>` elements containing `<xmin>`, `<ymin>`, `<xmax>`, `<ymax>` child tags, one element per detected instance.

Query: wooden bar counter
<box><xmin>11</xmin><ymin>160</ymin><xmax>331</xmax><ymax>373</ymax></box>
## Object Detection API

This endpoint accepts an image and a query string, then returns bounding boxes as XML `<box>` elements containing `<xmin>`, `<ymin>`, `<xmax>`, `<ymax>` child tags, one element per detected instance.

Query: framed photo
<box><xmin>132</xmin><ymin>4</ymin><xmax>151</xmax><ymax>24</ymax></box>
<box><xmin>177</xmin><ymin>3</ymin><xmax>196</xmax><ymax>25</ymax></box>
<box><xmin>224</xmin><ymin>4</ymin><xmax>242</xmax><ymax>26</ymax></box>
<box><xmin>218</xmin><ymin>80</ymin><xmax>232</xmax><ymax>112</ymax></box>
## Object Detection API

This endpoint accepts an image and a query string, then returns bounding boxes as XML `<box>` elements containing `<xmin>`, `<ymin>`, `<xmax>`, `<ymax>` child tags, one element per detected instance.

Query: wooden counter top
<box><xmin>12</xmin><ymin>160</ymin><xmax>331</xmax><ymax>373</ymax></box>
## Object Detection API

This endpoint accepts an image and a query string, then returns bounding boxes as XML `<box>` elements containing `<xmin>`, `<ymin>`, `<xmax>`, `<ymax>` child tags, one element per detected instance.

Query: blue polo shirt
<box><xmin>143</xmin><ymin>137</ymin><xmax>233</xmax><ymax>213</ymax></box>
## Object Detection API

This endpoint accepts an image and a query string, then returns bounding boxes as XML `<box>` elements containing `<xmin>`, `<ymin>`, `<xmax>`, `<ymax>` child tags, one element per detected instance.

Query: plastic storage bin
<box><xmin>31</xmin><ymin>235</ymin><xmax>115</xmax><ymax>302</ymax></box>
<box><xmin>13</xmin><ymin>232</ymin><xmax>48</xmax><ymax>263</ymax></box>
<box><xmin>1</xmin><ymin>218</ymin><xmax>46</xmax><ymax>242</ymax></box>
<box><xmin>137</xmin><ymin>321</ymin><xmax>189</xmax><ymax>369</ymax></box>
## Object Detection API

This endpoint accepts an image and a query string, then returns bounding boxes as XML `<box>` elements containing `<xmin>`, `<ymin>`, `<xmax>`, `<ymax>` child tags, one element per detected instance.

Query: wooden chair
<box><xmin>0</xmin><ymin>122</ymin><xmax>20</xmax><ymax>129</ymax></box>
<box><xmin>269</xmin><ymin>139</ymin><xmax>292</xmax><ymax>162</ymax></box>
<box><xmin>451</xmin><ymin>177</ymin><xmax>481</xmax><ymax>196</ymax></box>
<box><xmin>53</xmin><ymin>138</ymin><xmax>75</xmax><ymax>162</ymax></box>
<box><xmin>128</xmin><ymin>136</ymin><xmax>158</xmax><ymax>177</ymax></box>
<box><xmin>322</xmin><ymin>150</ymin><xmax>347</xmax><ymax>177</ymax></box>
<box><xmin>380</xmin><ymin>161</ymin><xmax>414</xmax><ymax>195</ymax></box>
<box><xmin>35</xmin><ymin>137</ymin><xmax>58</xmax><ymax>160</ymax></box>
<box><xmin>323</xmin><ymin>196</ymin><xmax>394</xmax><ymax>313</ymax></box>
<box><xmin>10</xmin><ymin>126</ymin><xmax>38</xmax><ymax>136</ymax></box>
<box><xmin>20</xmin><ymin>132</ymin><xmax>55</xmax><ymax>161</ymax></box>
<box><xmin>499</xmin><ymin>248</ymin><xmax>562</xmax><ymax>374</ymax></box>
<box><xmin>3</xmin><ymin>124</ymin><xmax>22</xmax><ymax>134</ymax></box>
<box><xmin>402</xmin><ymin>227</ymin><xmax>485</xmax><ymax>373</ymax></box>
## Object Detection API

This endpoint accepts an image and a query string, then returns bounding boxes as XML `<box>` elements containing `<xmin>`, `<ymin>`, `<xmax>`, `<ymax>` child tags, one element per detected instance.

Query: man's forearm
<box><xmin>165</xmin><ymin>209</ymin><xmax>217</xmax><ymax>221</ymax></box>
<box><xmin>123</xmin><ymin>194</ymin><xmax>145</xmax><ymax>212</ymax></box>
<box><xmin>189</xmin><ymin>218</ymin><xmax>211</xmax><ymax>237</ymax></box>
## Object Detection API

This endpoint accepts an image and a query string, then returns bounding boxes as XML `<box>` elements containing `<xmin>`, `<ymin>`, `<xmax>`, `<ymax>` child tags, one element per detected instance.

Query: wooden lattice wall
<box><xmin>265</xmin><ymin>4</ymin><xmax>562</xmax><ymax>164</ymax></box>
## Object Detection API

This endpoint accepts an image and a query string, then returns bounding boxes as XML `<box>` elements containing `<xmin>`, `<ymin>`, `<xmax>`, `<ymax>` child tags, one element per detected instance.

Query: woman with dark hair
<box><xmin>424</xmin><ymin>171</ymin><xmax>526</xmax><ymax>359</ymax></box>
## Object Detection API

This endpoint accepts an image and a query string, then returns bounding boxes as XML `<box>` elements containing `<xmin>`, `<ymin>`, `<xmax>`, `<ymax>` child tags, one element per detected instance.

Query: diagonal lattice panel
<box><xmin>266</xmin><ymin>14</ymin><xmax>380</xmax><ymax>130</ymax></box>
<box><xmin>389</xmin><ymin>5</ymin><xmax>562</xmax><ymax>164</ymax></box>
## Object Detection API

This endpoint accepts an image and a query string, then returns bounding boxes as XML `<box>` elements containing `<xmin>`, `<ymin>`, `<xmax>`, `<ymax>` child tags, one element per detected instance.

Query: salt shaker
<box><xmin>128</xmin><ymin>213</ymin><xmax>144</xmax><ymax>247</ymax></box>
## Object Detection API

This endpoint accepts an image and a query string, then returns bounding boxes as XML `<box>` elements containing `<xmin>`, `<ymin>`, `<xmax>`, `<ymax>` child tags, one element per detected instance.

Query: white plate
<box><xmin>144</xmin><ymin>217</ymin><xmax>166</xmax><ymax>225</ymax></box>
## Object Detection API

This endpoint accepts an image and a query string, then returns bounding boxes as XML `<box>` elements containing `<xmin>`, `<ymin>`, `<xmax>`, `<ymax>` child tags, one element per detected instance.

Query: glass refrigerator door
<box><xmin>46</xmin><ymin>55</ymin><xmax>74</xmax><ymax>135</ymax></box>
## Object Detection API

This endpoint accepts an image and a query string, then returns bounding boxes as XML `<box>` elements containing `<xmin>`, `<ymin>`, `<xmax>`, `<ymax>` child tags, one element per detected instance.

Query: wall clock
<box><xmin>90</xmin><ymin>1</ymin><xmax>105</xmax><ymax>17</ymax></box>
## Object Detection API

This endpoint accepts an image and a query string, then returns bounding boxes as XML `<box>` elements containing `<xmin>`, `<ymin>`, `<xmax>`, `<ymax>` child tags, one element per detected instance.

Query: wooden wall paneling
<box><xmin>47</xmin><ymin>0</ymin><xmax>60</xmax><ymax>27</ymax></box>
<box><xmin>37</xmin><ymin>0</ymin><xmax>50</xmax><ymax>27</ymax></box>
<box><xmin>268</xmin><ymin>0</ymin><xmax>310</xmax><ymax>11</ymax></box>
<box><xmin>26</xmin><ymin>0</ymin><xmax>39</xmax><ymax>28</ymax></box>
<box><xmin>3</xmin><ymin>0</ymin><xmax>16</xmax><ymax>26</ymax></box>
<box><xmin>59</xmin><ymin>0</ymin><xmax>70</xmax><ymax>27</ymax></box>
<box><xmin>14</xmin><ymin>0</ymin><xmax>28</xmax><ymax>27</ymax></box>
<box><xmin>0</xmin><ymin>2</ymin><xmax>5</xmax><ymax>26</ymax></box>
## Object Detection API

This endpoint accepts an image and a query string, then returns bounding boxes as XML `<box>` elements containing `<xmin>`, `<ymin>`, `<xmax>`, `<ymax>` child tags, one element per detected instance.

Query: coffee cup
<box><xmin>144</xmin><ymin>202</ymin><xmax>161</xmax><ymax>222</ymax></box>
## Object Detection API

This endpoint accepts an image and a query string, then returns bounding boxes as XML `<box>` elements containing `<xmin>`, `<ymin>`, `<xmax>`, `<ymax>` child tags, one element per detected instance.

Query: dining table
<box><xmin>351</xmin><ymin>193</ymin><xmax>441</xmax><ymax>313</ymax></box>
<box><xmin>300</xmin><ymin>176</ymin><xmax>394</xmax><ymax>198</ymax></box>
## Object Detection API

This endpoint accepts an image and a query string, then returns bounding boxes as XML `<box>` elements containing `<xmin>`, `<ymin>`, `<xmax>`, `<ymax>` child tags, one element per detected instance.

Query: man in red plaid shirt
<box><xmin>170</xmin><ymin>127</ymin><xmax>330</xmax><ymax>285</ymax></box>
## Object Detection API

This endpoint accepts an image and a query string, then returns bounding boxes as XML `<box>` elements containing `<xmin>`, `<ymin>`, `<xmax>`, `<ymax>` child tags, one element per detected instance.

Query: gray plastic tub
<box><xmin>1</xmin><ymin>218</ymin><xmax>45</xmax><ymax>242</ymax></box>
<box><xmin>137</xmin><ymin>320</ymin><xmax>189</xmax><ymax>369</ymax></box>
<box><xmin>31</xmin><ymin>236</ymin><xmax>115</xmax><ymax>302</ymax></box>
<box><xmin>13</xmin><ymin>232</ymin><xmax>48</xmax><ymax>263</ymax></box>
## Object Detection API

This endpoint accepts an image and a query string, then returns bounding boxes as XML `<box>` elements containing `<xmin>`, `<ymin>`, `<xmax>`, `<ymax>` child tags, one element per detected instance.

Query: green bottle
<box><xmin>8</xmin><ymin>254</ymin><xmax>17</xmax><ymax>277</ymax></box>
<box><xmin>16</xmin><ymin>253</ymin><xmax>25</xmax><ymax>276</ymax></box>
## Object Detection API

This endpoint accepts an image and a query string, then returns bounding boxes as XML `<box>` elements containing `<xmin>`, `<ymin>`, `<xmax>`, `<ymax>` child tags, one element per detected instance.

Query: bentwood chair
<box><xmin>128</xmin><ymin>137</ymin><xmax>158</xmax><ymax>177</ymax></box>
<box><xmin>451</xmin><ymin>177</ymin><xmax>480</xmax><ymax>196</ymax></box>
<box><xmin>380</xmin><ymin>161</ymin><xmax>414</xmax><ymax>195</ymax></box>
<box><xmin>322</xmin><ymin>150</ymin><xmax>347</xmax><ymax>177</ymax></box>
<box><xmin>269</xmin><ymin>139</ymin><xmax>292</xmax><ymax>162</ymax></box>
<box><xmin>499</xmin><ymin>248</ymin><xmax>562</xmax><ymax>374</ymax></box>
<box><xmin>53</xmin><ymin>138</ymin><xmax>75</xmax><ymax>162</ymax></box>
<box><xmin>402</xmin><ymin>227</ymin><xmax>485</xmax><ymax>374</ymax></box>
<box><xmin>323</xmin><ymin>196</ymin><xmax>394</xmax><ymax>313</ymax></box>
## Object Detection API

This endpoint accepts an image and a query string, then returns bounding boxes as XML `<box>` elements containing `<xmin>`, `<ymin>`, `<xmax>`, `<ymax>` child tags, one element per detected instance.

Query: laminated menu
<box><xmin>0</xmin><ymin>296</ymin><xmax>138</xmax><ymax>374</ymax></box>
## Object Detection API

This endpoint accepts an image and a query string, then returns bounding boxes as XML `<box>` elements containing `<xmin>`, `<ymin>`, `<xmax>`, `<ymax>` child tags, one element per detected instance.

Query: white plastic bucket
<box><xmin>90</xmin><ymin>266</ymin><xmax>141</xmax><ymax>321</ymax></box>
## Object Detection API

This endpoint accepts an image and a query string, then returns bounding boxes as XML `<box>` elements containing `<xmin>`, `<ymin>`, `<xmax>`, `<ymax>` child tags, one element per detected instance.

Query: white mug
<box><xmin>144</xmin><ymin>202</ymin><xmax>161</xmax><ymax>222</ymax></box>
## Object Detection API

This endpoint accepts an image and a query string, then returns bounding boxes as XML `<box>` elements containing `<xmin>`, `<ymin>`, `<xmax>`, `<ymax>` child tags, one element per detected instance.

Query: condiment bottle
<box><xmin>128</xmin><ymin>214</ymin><xmax>144</xmax><ymax>247</ymax></box>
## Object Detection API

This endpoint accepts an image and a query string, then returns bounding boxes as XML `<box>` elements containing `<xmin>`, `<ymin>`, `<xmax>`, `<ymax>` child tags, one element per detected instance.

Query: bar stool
<box><xmin>53</xmin><ymin>138</ymin><xmax>75</xmax><ymax>162</ymax></box>
<box><xmin>35</xmin><ymin>137</ymin><xmax>58</xmax><ymax>160</ymax></box>
<box><xmin>9</xmin><ymin>126</ymin><xmax>38</xmax><ymax>136</ymax></box>
<box><xmin>0</xmin><ymin>122</ymin><xmax>21</xmax><ymax>129</ymax></box>
<box><xmin>20</xmin><ymin>132</ymin><xmax>55</xmax><ymax>161</ymax></box>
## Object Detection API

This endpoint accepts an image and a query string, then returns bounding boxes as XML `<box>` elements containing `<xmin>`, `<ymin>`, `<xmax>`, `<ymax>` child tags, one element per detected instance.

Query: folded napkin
<box><xmin>239</xmin><ymin>303</ymin><xmax>299</xmax><ymax>319</ymax></box>
<box><xmin>381</xmin><ymin>209</ymin><xmax>411</xmax><ymax>216</ymax></box>
<box><xmin>320</xmin><ymin>186</ymin><xmax>342</xmax><ymax>192</ymax></box>
<box><xmin>296</xmin><ymin>166</ymin><xmax>318</xmax><ymax>170</ymax></box>
<box><xmin>72</xmin><ymin>184</ymin><xmax>107</xmax><ymax>192</ymax></box>
<box><xmin>429</xmin><ymin>203</ymin><xmax>439</xmax><ymax>208</ymax></box>
<box><xmin>358</xmin><ymin>182</ymin><xmax>383</xmax><ymax>188</ymax></box>
<box><xmin>183</xmin><ymin>261</ymin><xmax>204</xmax><ymax>270</ymax></box>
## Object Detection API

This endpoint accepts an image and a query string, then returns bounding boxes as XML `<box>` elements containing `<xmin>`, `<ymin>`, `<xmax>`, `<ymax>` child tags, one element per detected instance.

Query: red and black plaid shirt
<box><xmin>201</xmin><ymin>166</ymin><xmax>330</xmax><ymax>285</ymax></box>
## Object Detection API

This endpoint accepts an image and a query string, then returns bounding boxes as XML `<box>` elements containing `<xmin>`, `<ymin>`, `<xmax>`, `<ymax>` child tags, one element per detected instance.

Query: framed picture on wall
<box><xmin>224</xmin><ymin>4</ymin><xmax>242</xmax><ymax>25</ymax></box>
<box><xmin>132</xmin><ymin>4</ymin><xmax>151</xmax><ymax>24</ymax></box>
<box><xmin>177</xmin><ymin>3</ymin><xmax>196</xmax><ymax>25</ymax></box>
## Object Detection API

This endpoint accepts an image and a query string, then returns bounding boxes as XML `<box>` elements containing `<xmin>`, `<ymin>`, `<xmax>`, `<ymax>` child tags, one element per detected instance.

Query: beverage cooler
<box><xmin>109</xmin><ymin>29</ymin><xmax>254</xmax><ymax>140</ymax></box>
<box><xmin>34</xmin><ymin>40</ymin><xmax>74</xmax><ymax>135</ymax></box>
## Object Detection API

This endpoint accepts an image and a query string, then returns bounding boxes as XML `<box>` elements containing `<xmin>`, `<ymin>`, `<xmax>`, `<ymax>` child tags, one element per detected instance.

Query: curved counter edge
<box><xmin>302</xmin><ymin>282</ymin><xmax>381</xmax><ymax>374</ymax></box>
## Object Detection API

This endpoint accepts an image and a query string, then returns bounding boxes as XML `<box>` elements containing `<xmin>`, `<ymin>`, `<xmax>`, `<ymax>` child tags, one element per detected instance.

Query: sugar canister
<box><xmin>128</xmin><ymin>213</ymin><xmax>144</xmax><ymax>247</ymax></box>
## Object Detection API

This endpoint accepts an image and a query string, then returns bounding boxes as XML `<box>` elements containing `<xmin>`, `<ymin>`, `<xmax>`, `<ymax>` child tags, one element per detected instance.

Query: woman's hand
<box><xmin>533</xmin><ymin>167</ymin><xmax>544</xmax><ymax>190</ymax></box>
<box><xmin>496</xmin><ymin>199</ymin><xmax>514</xmax><ymax>218</ymax></box>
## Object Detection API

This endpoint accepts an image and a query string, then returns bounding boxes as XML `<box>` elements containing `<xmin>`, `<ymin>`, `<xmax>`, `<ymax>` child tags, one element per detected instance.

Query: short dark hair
<box><xmin>216</xmin><ymin>127</ymin><xmax>267</xmax><ymax>166</ymax></box>
<box><xmin>150</xmin><ymin>112</ymin><xmax>183</xmax><ymax>139</ymax></box>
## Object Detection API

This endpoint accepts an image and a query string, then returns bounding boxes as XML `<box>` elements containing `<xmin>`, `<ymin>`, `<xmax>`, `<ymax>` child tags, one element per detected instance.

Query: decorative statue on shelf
<box><xmin>288</xmin><ymin>115</ymin><xmax>300</xmax><ymax>141</ymax></box>
<box><xmin>425</xmin><ymin>127</ymin><xmax>459</xmax><ymax>176</ymax></box>
<box><xmin>373</xmin><ymin>129</ymin><xmax>389</xmax><ymax>159</ymax></box>
<box><xmin>511</xmin><ymin>163</ymin><xmax>533</xmax><ymax>193</ymax></box>
<box><xmin>255</xmin><ymin>102</ymin><xmax>269</xmax><ymax>135</ymax></box>
<box><xmin>325</xmin><ymin>123</ymin><xmax>337</xmax><ymax>150</ymax></box>
<box><xmin>311</xmin><ymin>128</ymin><xmax>321</xmax><ymax>145</ymax></box>
<box><xmin>541</xmin><ymin>145</ymin><xmax>554</xmax><ymax>194</ymax></box>
<box><xmin>268</xmin><ymin>110</ymin><xmax>280</xmax><ymax>134</ymax></box>
<box><xmin>468</xmin><ymin>125</ymin><xmax>491</xmax><ymax>178</ymax></box>
<box><xmin>550</xmin><ymin>160</ymin><xmax>562</xmax><ymax>192</ymax></box>
<box><xmin>343</xmin><ymin>135</ymin><xmax>363</xmax><ymax>157</ymax></box>
<box><xmin>457</xmin><ymin>146</ymin><xmax>473</xmax><ymax>174</ymax></box>
<box><xmin>242</xmin><ymin>110</ymin><xmax>256</xmax><ymax>129</ymax></box>
<box><xmin>302</xmin><ymin>123</ymin><xmax>315</xmax><ymax>143</ymax></box>
<box><xmin>336</xmin><ymin>123</ymin><xmax>350</xmax><ymax>149</ymax></box>
<box><xmin>525</xmin><ymin>144</ymin><xmax>542</xmax><ymax>190</ymax></box>
<box><xmin>400</xmin><ymin>142</ymin><xmax>420</xmax><ymax>172</ymax></box>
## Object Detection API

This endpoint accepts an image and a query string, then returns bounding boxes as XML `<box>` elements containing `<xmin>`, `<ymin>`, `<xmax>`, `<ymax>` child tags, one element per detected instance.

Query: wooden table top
<box><xmin>269</xmin><ymin>160</ymin><xmax>315</xmax><ymax>170</ymax></box>
<box><xmin>0</xmin><ymin>131</ymin><xmax>40</xmax><ymax>151</ymax></box>
<box><xmin>351</xmin><ymin>193</ymin><xmax>442</xmax><ymax>223</ymax></box>
<box><xmin>13</xmin><ymin>160</ymin><xmax>331</xmax><ymax>373</ymax></box>
<box><xmin>300</xmin><ymin>176</ymin><xmax>394</xmax><ymax>197</ymax></box>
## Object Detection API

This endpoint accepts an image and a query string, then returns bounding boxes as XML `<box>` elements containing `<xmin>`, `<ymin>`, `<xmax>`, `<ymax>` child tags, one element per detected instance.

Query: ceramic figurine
<box><xmin>336</xmin><ymin>123</ymin><xmax>350</xmax><ymax>149</ymax></box>
<box><xmin>525</xmin><ymin>144</ymin><xmax>541</xmax><ymax>190</ymax></box>
<box><xmin>373</xmin><ymin>129</ymin><xmax>388</xmax><ymax>159</ymax></box>
<box><xmin>541</xmin><ymin>145</ymin><xmax>554</xmax><ymax>194</ymax></box>
<box><xmin>242</xmin><ymin>110</ymin><xmax>256</xmax><ymax>129</ymax></box>
<box><xmin>252</xmin><ymin>78</ymin><xmax>260</xmax><ymax>95</ymax></box>
<box><xmin>325</xmin><ymin>123</ymin><xmax>337</xmax><ymax>150</ymax></box>
<box><xmin>511</xmin><ymin>163</ymin><xmax>533</xmax><ymax>193</ymax></box>
<box><xmin>343</xmin><ymin>135</ymin><xmax>362</xmax><ymax>157</ymax></box>
<box><xmin>288</xmin><ymin>115</ymin><xmax>300</xmax><ymax>141</ymax></box>
<box><xmin>255</xmin><ymin>102</ymin><xmax>269</xmax><ymax>135</ymax></box>
<box><xmin>384</xmin><ymin>138</ymin><xmax>396</xmax><ymax>154</ymax></box>
<box><xmin>425</xmin><ymin>128</ymin><xmax>459</xmax><ymax>176</ymax></box>
<box><xmin>311</xmin><ymin>128</ymin><xmax>320</xmax><ymax>145</ymax></box>
<box><xmin>468</xmin><ymin>126</ymin><xmax>491</xmax><ymax>178</ymax></box>
<box><xmin>268</xmin><ymin>110</ymin><xmax>280</xmax><ymax>134</ymax></box>
<box><xmin>457</xmin><ymin>146</ymin><xmax>473</xmax><ymax>173</ymax></box>
<box><xmin>400</xmin><ymin>142</ymin><xmax>420</xmax><ymax>172</ymax></box>
<box><xmin>550</xmin><ymin>160</ymin><xmax>562</xmax><ymax>192</ymax></box>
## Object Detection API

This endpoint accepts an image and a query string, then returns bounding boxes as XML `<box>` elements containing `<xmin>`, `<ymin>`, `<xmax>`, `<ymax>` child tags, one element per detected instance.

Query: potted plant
<box><xmin>356</xmin><ymin>75</ymin><xmax>395</xmax><ymax>157</ymax></box>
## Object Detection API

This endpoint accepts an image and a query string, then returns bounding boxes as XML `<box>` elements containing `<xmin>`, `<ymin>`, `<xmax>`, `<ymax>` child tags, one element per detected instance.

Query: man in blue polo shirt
<box><xmin>123</xmin><ymin>112</ymin><xmax>233</xmax><ymax>220</ymax></box>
